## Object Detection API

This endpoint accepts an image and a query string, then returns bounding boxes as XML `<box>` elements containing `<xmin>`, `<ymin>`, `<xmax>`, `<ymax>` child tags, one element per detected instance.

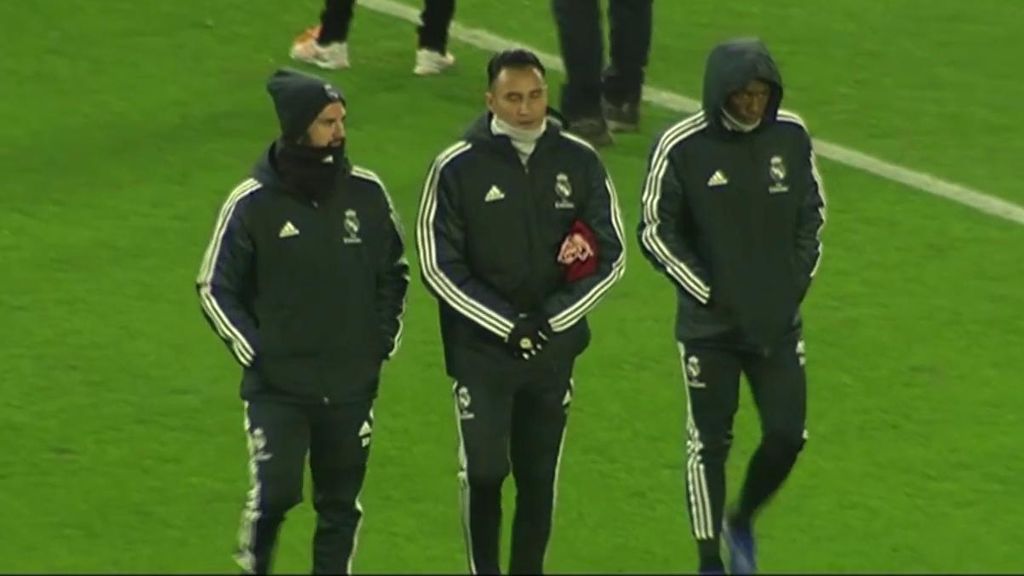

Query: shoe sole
<box><xmin>606</xmin><ymin>119</ymin><xmax>639</xmax><ymax>133</ymax></box>
<box><xmin>413</xmin><ymin>64</ymin><xmax>454</xmax><ymax>76</ymax></box>
<box><xmin>290</xmin><ymin>52</ymin><xmax>349</xmax><ymax>70</ymax></box>
<box><xmin>722</xmin><ymin>522</ymin><xmax>757</xmax><ymax>575</ymax></box>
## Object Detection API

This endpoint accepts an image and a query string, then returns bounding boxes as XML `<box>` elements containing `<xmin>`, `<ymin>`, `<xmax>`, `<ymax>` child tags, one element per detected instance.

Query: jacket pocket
<box><xmin>258</xmin><ymin>352</ymin><xmax>322</xmax><ymax>396</ymax></box>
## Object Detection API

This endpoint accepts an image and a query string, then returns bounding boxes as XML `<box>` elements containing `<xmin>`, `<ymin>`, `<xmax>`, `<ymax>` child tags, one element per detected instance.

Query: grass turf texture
<box><xmin>1</xmin><ymin>0</ymin><xmax>1021</xmax><ymax>572</ymax></box>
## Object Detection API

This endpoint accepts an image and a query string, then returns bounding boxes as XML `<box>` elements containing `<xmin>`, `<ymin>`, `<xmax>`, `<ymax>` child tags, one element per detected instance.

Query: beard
<box><xmin>275</xmin><ymin>138</ymin><xmax>348</xmax><ymax>201</ymax></box>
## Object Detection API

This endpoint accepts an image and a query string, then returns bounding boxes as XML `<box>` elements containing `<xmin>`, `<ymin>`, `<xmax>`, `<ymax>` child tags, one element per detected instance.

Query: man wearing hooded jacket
<box><xmin>417</xmin><ymin>49</ymin><xmax>626</xmax><ymax>574</ymax></box>
<box><xmin>637</xmin><ymin>38</ymin><xmax>826</xmax><ymax>574</ymax></box>
<box><xmin>196</xmin><ymin>68</ymin><xmax>409</xmax><ymax>574</ymax></box>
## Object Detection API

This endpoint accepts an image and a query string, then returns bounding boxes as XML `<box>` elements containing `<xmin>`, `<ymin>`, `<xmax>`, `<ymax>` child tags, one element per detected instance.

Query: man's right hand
<box><xmin>505</xmin><ymin>315</ymin><xmax>551</xmax><ymax>360</ymax></box>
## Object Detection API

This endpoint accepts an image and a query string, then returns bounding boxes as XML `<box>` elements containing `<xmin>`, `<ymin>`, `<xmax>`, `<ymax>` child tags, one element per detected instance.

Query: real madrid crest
<box><xmin>686</xmin><ymin>355</ymin><xmax>701</xmax><ymax>380</ymax></box>
<box><xmin>685</xmin><ymin>355</ymin><xmax>706</xmax><ymax>388</ymax></box>
<box><xmin>768</xmin><ymin>155</ymin><xmax>790</xmax><ymax>194</ymax></box>
<box><xmin>343</xmin><ymin>209</ymin><xmax>362</xmax><ymax>244</ymax></box>
<box><xmin>324</xmin><ymin>83</ymin><xmax>341</xmax><ymax>101</ymax></box>
<box><xmin>554</xmin><ymin>173</ymin><xmax>575</xmax><ymax>209</ymax></box>
<box><xmin>457</xmin><ymin>385</ymin><xmax>474</xmax><ymax>420</ymax></box>
<box><xmin>457</xmin><ymin>386</ymin><xmax>472</xmax><ymax>410</ymax></box>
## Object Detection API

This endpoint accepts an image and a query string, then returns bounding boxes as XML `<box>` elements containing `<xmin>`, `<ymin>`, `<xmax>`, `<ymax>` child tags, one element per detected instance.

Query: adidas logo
<box><xmin>321</xmin><ymin>155</ymin><xmax>334</xmax><ymax>164</ymax></box>
<box><xmin>278</xmin><ymin>221</ymin><xmax>300</xmax><ymax>238</ymax></box>
<box><xmin>484</xmin><ymin>185</ymin><xmax>506</xmax><ymax>203</ymax></box>
<box><xmin>707</xmin><ymin>170</ymin><xmax>729</xmax><ymax>187</ymax></box>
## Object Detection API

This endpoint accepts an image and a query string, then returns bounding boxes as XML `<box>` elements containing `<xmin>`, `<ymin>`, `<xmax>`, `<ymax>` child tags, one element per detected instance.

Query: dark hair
<box><xmin>486</xmin><ymin>49</ymin><xmax>546</xmax><ymax>86</ymax></box>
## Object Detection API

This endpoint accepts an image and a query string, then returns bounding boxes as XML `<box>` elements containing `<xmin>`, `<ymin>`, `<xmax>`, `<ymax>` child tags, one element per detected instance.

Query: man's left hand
<box><xmin>557</xmin><ymin>232</ymin><xmax>595</xmax><ymax>265</ymax></box>
<box><xmin>505</xmin><ymin>315</ymin><xmax>552</xmax><ymax>360</ymax></box>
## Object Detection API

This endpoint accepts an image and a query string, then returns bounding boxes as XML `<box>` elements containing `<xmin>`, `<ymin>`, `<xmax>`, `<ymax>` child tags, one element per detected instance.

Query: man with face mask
<box><xmin>637</xmin><ymin>38</ymin><xmax>827</xmax><ymax>574</ymax></box>
<box><xmin>416</xmin><ymin>49</ymin><xmax>626</xmax><ymax>574</ymax></box>
<box><xmin>196</xmin><ymin>68</ymin><xmax>409</xmax><ymax>574</ymax></box>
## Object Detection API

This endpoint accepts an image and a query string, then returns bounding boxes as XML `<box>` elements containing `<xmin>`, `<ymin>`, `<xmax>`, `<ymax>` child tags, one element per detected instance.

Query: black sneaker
<box><xmin>723</xmin><ymin>516</ymin><xmax>757</xmax><ymax>575</ymax></box>
<box><xmin>602</xmin><ymin>98</ymin><xmax>640</xmax><ymax>132</ymax></box>
<box><xmin>568</xmin><ymin>116</ymin><xmax>613</xmax><ymax>147</ymax></box>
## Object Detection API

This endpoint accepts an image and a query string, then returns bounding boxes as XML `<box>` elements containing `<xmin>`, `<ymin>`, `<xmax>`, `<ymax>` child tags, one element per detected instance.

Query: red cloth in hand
<box><xmin>563</xmin><ymin>220</ymin><xmax>599</xmax><ymax>282</ymax></box>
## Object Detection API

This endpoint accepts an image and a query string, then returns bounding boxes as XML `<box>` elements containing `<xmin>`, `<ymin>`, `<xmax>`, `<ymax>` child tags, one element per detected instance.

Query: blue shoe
<box><xmin>723</xmin><ymin>518</ymin><xmax>758</xmax><ymax>575</ymax></box>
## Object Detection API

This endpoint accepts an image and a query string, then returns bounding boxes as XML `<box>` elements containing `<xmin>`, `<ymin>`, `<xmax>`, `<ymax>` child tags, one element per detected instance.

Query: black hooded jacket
<box><xmin>417</xmin><ymin>113</ymin><xmax>626</xmax><ymax>379</ymax></box>
<box><xmin>637</xmin><ymin>38</ymin><xmax>826</xmax><ymax>349</ymax></box>
<box><xmin>196</xmin><ymin>142</ymin><xmax>409</xmax><ymax>404</ymax></box>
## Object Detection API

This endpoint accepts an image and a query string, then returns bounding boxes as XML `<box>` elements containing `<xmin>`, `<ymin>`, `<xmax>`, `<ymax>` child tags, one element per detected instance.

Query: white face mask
<box><xmin>491</xmin><ymin>116</ymin><xmax>547</xmax><ymax>164</ymax></box>
<box><xmin>721</xmin><ymin>106</ymin><xmax>762</xmax><ymax>133</ymax></box>
<box><xmin>491</xmin><ymin>115</ymin><xmax>546</xmax><ymax>143</ymax></box>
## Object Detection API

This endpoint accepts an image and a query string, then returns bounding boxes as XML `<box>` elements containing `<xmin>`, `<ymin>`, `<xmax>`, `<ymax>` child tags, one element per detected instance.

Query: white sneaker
<box><xmin>413</xmin><ymin>48</ymin><xmax>456</xmax><ymax>76</ymax></box>
<box><xmin>290</xmin><ymin>27</ymin><xmax>350</xmax><ymax>70</ymax></box>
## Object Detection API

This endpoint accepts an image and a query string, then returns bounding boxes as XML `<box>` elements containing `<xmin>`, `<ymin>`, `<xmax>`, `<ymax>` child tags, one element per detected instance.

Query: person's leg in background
<box><xmin>603</xmin><ymin>0</ymin><xmax>653</xmax><ymax>131</ymax></box>
<box><xmin>291</xmin><ymin>0</ymin><xmax>355</xmax><ymax>70</ymax></box>
<box><xmin>551</xmin><ymin>0</ymin><xmax>613</xmax><ymax>146</ymax></box>
<box><xmin>414</xmin><ymin>0</ymin><xmax>458</xmax><ymax>75</ymax></box>
<box><xmin>317</xmin><ymin>0</ymin><xmax>357</xmax><ymax>45</ymax></box>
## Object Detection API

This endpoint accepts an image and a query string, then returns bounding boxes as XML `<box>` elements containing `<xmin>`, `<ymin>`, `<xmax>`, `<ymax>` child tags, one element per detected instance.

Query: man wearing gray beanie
<box><xmin>266</xmin><ymin>68</ymin><xmax>350</xmax><ymax>200</ymax></box>
<box><xmin>196</xmin><ymin>67</ymin><xmax>409</xmax><ymax>574</ymax></box>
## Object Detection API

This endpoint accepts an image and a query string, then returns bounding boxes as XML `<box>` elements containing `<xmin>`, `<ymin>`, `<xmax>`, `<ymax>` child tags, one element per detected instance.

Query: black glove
<box><xmin>505</xmin><ymin>315</ymin><xmax>551</xmax><ymax>360</ymax></box>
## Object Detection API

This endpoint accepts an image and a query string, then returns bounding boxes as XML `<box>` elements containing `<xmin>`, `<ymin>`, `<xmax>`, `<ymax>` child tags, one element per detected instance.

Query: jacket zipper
<box><xmin>521</xmin><ymin>155</ymin><xmax>539</xmax><ymax>312</ymax></box>
<box><xmin>748</xmin><ymin>138</ymin><xmax>774</xmax><ymax>357</ymax></box>
<box><xmin>521</xmin><ymin>152</ymin><xmax>558</xmax><ymax>369</ymax></box>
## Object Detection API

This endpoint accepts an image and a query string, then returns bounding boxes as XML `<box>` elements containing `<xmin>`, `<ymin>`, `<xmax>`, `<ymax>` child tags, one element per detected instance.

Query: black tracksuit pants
<box><xmin>234</xmin><ymin>398</ymin><xmax>374</xmax><ymax>575</ymax></box>
<box><xmin>453</xmin><ymin>364</ymin><xmax>574</xmax><ymax>575</ymax></box>
<box><xmin>551</xmin><ymin>0</ymin><xmax>653</xmax><ymax>119</ymax></box>
<box><xmin>678</xmin><ymin>329</ymin><xmax>808</xmax><ymax>548</ymax></box>
<box><xmin>318</xmin><ymin>0</ymin><xmax>456</xmax><ymax>52</ymax></box>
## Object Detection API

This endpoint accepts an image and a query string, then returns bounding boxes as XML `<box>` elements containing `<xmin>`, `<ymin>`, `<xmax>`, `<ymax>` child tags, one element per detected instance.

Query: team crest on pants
<box><xmin>457</xmin><ymin>385</ymin><xmax>474</xmax><ymax>420</ymax></box>
<box><xmin>248</xmin><ymin>427</ymin><xmax>272</xmax><ymax>462</ymax></box>
<box><xmin>686</xmin><ymin>355</ymin><xmax>706</xmax><ymax>389</ymax></box>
